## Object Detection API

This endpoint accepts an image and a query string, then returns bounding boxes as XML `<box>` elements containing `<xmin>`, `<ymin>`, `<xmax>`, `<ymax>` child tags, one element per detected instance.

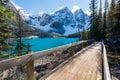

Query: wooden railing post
<box><xmin>26</xmin><ymin>51</ymin><xmax>36</xmax><ymax>80</ymax></box>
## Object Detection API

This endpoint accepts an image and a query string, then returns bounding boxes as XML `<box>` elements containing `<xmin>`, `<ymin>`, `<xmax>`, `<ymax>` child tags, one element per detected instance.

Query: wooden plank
<box><xmin>40</xmin><ymin>42</ymin><xmax>96</xmax><ymax>80</ymax></box>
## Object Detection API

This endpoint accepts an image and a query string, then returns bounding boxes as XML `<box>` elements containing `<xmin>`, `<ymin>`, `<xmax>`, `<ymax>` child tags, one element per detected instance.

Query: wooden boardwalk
<box><xmin>45</xmin><ymin>42</ymin><xmax>102</xmax><ymax>80</ymax></box>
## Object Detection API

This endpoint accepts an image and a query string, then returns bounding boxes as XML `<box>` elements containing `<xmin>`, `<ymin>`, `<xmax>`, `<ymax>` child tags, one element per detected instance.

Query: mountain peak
<box><xmin>61</xmin><ymin>6</ymin><xmax>69</xmax><ymax>10</ymax></box>
<box><xmin>55</xmin><ymin>6</ymin><xmax>71</xmax><ymax>14</ymax></box>
<box><xmin>57</xmin><ymin>6</ymin><xmax>69</xmax><ymax>10</ymax></box>
<box><xmin>53</xmin><ymin>6</ymin><xmax>73</xmax><ymax>26</ymax></box>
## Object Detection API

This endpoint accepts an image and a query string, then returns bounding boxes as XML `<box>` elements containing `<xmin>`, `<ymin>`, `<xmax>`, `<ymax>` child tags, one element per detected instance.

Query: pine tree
<box><xmin>110</xmin><ymin>0</ymin><xmax>115</xmax><ymax>14</ymax></box>
<box><xmin>89</xmin><ymin>0</ymin><xmax>100</xmax><ymax>40</ymax></box>
<box><xmin>0</xmin><ymin>6</ymin><xmax>15</xmax><ymax>51</ymax></box>
<box><xmin>106</xmin><ymin>0</ymin><xmax>115</xmax><ymax>40</ymax></box>
<box><xmin>113</xmin><ymin>0</ymin><xmax>120</xmax><ymax>38</ymax></box>
<box><xmin>14</xmin><ymin>10</ymin><xmax>30</xmax><ymax>56</ymax></box>
<box><xmin>103</xmin><ymin>0</ymin><xmax>109</xmax><ymax>41</ymax></box>
<box><xmin>98</xmin><ymin>0</ymin><xmax>102</xmax><ymax>40</ymax></box>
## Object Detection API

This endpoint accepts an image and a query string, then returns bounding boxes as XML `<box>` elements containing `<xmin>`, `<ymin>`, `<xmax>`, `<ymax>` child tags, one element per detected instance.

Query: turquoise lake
<box><xmin>23</xmin><ymin>38</ymin><xmax>79</xmax><ymax>52</ymax></box>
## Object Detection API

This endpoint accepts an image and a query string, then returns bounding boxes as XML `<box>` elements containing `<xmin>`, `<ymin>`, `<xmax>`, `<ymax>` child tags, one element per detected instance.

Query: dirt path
<box><xmin>45</xmin><ymin>42</ymin><xmax>102</xmax><ymax>80</ymax></box>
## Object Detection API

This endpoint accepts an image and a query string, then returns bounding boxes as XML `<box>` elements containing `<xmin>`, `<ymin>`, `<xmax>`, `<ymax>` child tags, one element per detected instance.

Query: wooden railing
<box><xmin>102</xmin><ymin>41</ymin><xmax>112</xmax><ymax>80</ymax></box>
<box><xmin>0</xmin><ymin>41</ymin><xmax>86</xmax><ymax>71</ymax></box>
<box><xmin>0</xmin><ymin>40</ymin><xmax>92</xmax><ymax>80</ymax></box>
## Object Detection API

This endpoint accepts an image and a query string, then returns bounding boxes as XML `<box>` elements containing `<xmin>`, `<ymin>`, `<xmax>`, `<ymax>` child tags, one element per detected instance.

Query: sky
<box><xmin>11</xmin><ymin>0</ymin><xmax>112</xmax><ymax>15</ymax></box>
<box><xmin>11</xmin><ymin>0</ymin><xmax>91</xmax><ymax>14</ymax></box>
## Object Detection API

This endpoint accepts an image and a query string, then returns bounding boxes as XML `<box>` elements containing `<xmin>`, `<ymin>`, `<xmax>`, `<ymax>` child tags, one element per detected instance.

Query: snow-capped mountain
<box><xmin>10</xmin><ymin>0</ymin><xmax>89</xmax><ymax>36</ymax></box>
<box><xmin>25</xmin><ymin>7</ymin><xmax>89</xmax><ymax>36</ymax></box>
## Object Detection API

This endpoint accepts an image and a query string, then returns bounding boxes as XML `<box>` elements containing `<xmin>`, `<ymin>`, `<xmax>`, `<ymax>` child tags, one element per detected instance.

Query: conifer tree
<box><xmin>14</xmin><ymin>10</ymin><xmax>25</xmax><ymax>56</ymax></box>
<box><xmin>0</xmin><ymin>6</ymin><xmax>15</xmax><ymax>51</ymax></box>
<box><xmin>110</xmin><ymin>0</ymin><xmax>115</xmax><ymax>13</ymax></box>
<box><xmin>113</xmin><ymin>0</ymin><xmax>120</xmax><ymax>38</ymax></box>
<box><xmin>98</xmin><ymin>0</ymin><xmax>102</xmax><ymax>40</ymax></box>
<box><xmin>14</xmin><ymin>10</ymin><xmax>31</xmax><ymax>56</ymax></box>
<box><xmin>89</xmin><ymin>0</ymin><xmax>100</xmax><ymax>40</ymax></box>
<box><xmin>103</xmin><ymin>0</ymin><xmax>109</xmax><ymax>41</ymax></box>
<box><xmin>106</xmin><ymin>0</ymin><xmax>115</xmax><ymax>40</ymax></box>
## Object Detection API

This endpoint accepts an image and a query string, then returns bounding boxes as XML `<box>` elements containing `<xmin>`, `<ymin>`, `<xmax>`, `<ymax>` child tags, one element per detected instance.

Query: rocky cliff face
<box><xmin>40</xmin><ymin>13</ymin><xmax>53</xmax><ymax>26</ymax></box>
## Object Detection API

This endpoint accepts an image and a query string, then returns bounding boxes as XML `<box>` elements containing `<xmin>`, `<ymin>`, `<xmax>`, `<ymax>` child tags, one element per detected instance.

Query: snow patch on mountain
<box><xmin>10</xmin><ymin>0</ymin><xmax>21</xmax><ymax>9</ymax></box>
<box><xmin>10</xmin><ymin>0</ymin><xmax>29</xmax><ymax>20</ymax></box>
<box><xmin>71</xmin><ymin>5</ymin><xmax>80</xmax><ymax>13</ymax></box>
<box><xmin>84</xmin><ymin>10</ymin><xmax>91</xmax><ymax>16</ymax></box>
<box><xmin>38</xmin><ymin>12</ymin><xmax>45</xmax><ymax>16</ymax></box>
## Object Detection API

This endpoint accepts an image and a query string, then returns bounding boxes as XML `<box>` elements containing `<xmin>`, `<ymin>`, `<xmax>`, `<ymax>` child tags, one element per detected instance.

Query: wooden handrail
<box><xmin>102</xmin><ymin>41</ymin><xmax>112</xmax><ymax>80</ymax></box>
<box><xmin>0</xmin><ymin>40</ymin><xmax>89</xmax><ymax>71</ymax></box>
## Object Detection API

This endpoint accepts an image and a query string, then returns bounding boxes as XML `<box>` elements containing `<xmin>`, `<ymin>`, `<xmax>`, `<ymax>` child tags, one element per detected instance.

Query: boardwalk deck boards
<box><xmin>45</xmin><ymin>43</ymin><xmax>102</xmax><ymax>80</ymax></box>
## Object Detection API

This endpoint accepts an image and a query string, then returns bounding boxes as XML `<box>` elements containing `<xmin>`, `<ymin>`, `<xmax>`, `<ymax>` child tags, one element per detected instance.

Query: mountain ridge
<box><xmin>10</xmin><ymin>0</ymin><xmax>90</xmax><ymax>36</ymax></box>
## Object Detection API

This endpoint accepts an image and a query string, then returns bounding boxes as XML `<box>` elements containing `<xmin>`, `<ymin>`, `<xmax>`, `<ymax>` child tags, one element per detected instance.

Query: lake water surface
<box><xmin>23</xmin><ymin>38</ymin><xmax>79</xmax><ymax>52</ymax></box>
